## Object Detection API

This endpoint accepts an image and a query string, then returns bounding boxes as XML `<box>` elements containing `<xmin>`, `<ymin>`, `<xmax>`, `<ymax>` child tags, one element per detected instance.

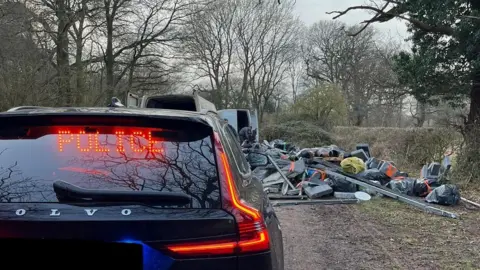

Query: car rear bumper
<box><xmin>2</xmin><ymin>238</ymin><xmax>273</xmax><ymax>270</ymax></box>
<box><xmin>172</xmin><ymin>251</ymin><xmax>273</xmax><ymax>270</ymax></box>
<box><xmin>238</xmin><ymin>251</ymin><xmax>274</xmax><ymax>270</ymax></box>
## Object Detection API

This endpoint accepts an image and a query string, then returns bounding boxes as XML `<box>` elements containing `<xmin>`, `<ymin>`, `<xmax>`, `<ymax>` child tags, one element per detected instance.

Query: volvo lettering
<box><xmin>14</xmin><ymin>208</ymin><xmax>133</xmax><ymax>216</ymax></box>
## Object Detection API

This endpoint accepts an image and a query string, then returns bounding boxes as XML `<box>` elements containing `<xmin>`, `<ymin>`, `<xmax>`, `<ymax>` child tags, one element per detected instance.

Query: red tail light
<box><xmin>165</xmin><ymin>132</ymin><xmax>270</xmax><ymax>257</ymax></box>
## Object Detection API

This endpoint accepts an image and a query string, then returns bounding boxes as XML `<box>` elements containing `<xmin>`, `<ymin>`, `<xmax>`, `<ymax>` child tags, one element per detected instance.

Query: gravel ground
<box><xmin>275</xmin><ymin>198</ymin><xmax>480</xmax><ymax>270</ymax></box>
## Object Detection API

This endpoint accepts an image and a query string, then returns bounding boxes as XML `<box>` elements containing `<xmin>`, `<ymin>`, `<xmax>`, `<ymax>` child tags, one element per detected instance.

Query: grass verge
<box><xmin>356</xmin><ymin>198</ymin><xmax>480</xmax><ymax>269</ymax></box>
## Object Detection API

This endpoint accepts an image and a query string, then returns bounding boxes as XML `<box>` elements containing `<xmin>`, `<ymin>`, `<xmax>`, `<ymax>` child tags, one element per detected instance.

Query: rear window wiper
<box><xmin>53</xmin><ymin>180</ymin><xmax>191</xmax><ymax>206</ymax></box>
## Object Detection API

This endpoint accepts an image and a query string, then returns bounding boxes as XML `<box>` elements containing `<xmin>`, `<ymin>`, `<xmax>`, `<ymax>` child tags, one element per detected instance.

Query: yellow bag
<box><xmin>340</xmin><ymin>157</ymin><xmax>366</xmax><ymax>174</ymax></box>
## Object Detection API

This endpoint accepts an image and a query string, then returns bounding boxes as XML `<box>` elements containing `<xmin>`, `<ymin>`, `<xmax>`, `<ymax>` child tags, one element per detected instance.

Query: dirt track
<box><xmin>276</xmin><ymin>199</ymin><xmax>480</xmax><ymax>270</ymax></box>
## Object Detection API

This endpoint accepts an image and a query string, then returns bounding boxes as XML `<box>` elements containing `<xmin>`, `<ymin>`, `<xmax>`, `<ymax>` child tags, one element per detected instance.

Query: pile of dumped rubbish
<box><xmin>244</xmin><ymin>139</ymin><xmax>479</xmax><ymax>219</ymax></box>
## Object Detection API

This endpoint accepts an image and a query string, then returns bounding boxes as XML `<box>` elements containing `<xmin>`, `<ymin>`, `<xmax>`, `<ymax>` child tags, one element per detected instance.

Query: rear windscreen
<box><xmin>0</xmin><ymin>125</ymin><xmax>220</xmax><ymax>208</ymax></box>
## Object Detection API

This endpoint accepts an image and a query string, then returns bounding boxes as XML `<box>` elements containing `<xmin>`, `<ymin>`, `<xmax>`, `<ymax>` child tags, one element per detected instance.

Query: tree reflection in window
<box><xmin>0</xmin><ymin>149</ymin><xmax>49</xmax><ymax>202</ymax></box>
<box><xmin>68</xmin><ymin>134</ymin><xmax>220</xmax><ymax>208</ymax></box>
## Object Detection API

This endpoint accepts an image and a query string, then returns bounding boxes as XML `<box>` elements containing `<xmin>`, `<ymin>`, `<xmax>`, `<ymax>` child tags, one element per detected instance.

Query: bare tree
<box><xmin>68</xmin><ymin>0</ymin><xmax>104</xmax><ymax>104</ymax></box>
<box><xmin>26</xmin><ymin>0</ymin><xmax>76</xmax><ymax>105</ymax></box>
<box><xmin>235</xmin><ymin>0</ymin><xmax>299</xmax><ymax>120</ymax></box>
<box><xmin>182</xmin><ymin>0</ymin><xmax>237</xmax><ymax>108</ymax></box>
<box><xmin>1</xmin><ymin>0</ymin><xmax>305</xmax><ymax>115</ymax></box>
<box><xmin>286</xmin><ymin>39</ymin><xmax>305</xmax><ymax>104</ymax></box>
<box><xmin>304</xmin><ymin>20</ymin><xmax>404</xmax><ymax>126</ymax></box>
<box><xmin>181</xmin><ymin>0</ymin><xmax>299</xmax><ymax>118</ymax></box>
<box><xmin>366</xmin><ymin>37</ymin><xmax>408</xmax><ymax>127</ymax></box>
<box><xmin>89</xmin><ymin>0</ymin><xmax>195</xmax><ymax>101</ymax></box>
<box><xmin>0</xmin><ymin>1</ymin><xmax>57</xmax><ymax>109</ymax></box>
<box><xmin>304</xmin><ymin>20</ymin><xmax>349</xmax><ymax>84</ymax></box>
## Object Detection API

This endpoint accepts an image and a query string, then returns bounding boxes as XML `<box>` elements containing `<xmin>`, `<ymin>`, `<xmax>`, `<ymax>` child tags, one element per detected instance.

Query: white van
<box><xmin>218</xmin><ymin>109</ymin><xmax>259</xmax><ymax>142</ymax></box>
<box><xmin>125</xmin><ymin>92</ymin><xmax>259</xmax><ymax>141</ymax></box>
<box><xmin>125</xmin><ymin>92</ymin><xmax>216</xmax><ymax>112</ymax></box>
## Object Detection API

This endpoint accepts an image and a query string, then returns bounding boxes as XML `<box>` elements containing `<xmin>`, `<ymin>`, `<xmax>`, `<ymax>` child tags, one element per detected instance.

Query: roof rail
<box><xmin>7</xmin><ymin>106</ymin><xmax>49</xmax><ymax>112</ymax></box>
<box><xmin>202</xmin><ymin>109</ymin><xmax>218</xmax><ymax>115</ymax></box>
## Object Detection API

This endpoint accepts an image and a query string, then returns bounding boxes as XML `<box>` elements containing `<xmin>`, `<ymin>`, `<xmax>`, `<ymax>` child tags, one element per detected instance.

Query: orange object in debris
<box><xmin>319</xmin><ymin>170</ymin><xmax>326</xmax><ymax>180</ymax></box>
<box><xmin>385</xmin><ymin>164</ymin><xmax>398</xmax><ymax>178</ymax></box>
<box><xmin>420</xmin><ymin>180</ymin><xmax>433</xmax><ymax>197</ymax></box>
<box><xmin>309</xmin><ymin>169</ymin><xmax>327</xmax><ymax>181</ymax></box>
<box><xmin>379</xmin><ymin>161</ymin><xmax>399</xmax><ymax>178</ymax></box>
<box><xmin>288</xmin><ymin>161</ymin><xmax>294</xmax><ymax>172</ymax></box>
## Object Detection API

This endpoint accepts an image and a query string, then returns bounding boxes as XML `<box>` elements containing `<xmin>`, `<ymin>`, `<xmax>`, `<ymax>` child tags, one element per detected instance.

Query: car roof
<box><xmin>2</xmin><ymin>107</ymin><xmax>212</xmax><ymax>117</ymax></box>
<box><xmin>0</xmin><ymin>107</ymin><xmax>221</xmax><ymax>128</ymax></box>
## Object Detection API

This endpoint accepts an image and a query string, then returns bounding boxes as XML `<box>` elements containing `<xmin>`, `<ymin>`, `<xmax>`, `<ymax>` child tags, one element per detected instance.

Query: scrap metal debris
<box><xmin>243</xmin><ymin>140</ymin><xmax>472</xmax><ymax>219</ymax></box>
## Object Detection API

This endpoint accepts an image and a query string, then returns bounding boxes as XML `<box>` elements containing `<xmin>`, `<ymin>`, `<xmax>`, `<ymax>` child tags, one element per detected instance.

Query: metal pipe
<box><xmin>271</xmin><ymin>199</ymin><xmax>359</xmax><ymax>206</ymax></box>
<box><xmin>461</xmin><ymin>197</ymin><xmax>480</xmax><ymax>208</ymax></box>
<box><xmin>314</xmin><ymin>163</ymin><xmax>459</xmax><ymax>219</ymax></box>
<box><xmin>268</xmin><ymin>195</ymin><xmax>308</xmax><ymax>200</ymax></box>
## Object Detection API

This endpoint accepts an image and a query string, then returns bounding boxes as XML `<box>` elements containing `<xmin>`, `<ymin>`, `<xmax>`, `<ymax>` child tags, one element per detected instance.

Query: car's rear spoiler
<box><xmin>0</xmin><ymin>112</ymin><xmax>213</xmax><ymax>142</ymax></box>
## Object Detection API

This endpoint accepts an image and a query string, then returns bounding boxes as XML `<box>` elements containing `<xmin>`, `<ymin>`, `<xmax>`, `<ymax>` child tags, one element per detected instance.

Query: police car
<box><xmin>0</xmin><ymin>96</ymin><xmax>284</xmax><ymax>270</ymax></box>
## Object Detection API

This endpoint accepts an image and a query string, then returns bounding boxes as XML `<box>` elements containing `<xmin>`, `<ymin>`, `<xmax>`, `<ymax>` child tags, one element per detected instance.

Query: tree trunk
<box><xmin>352</xmin><ymin>103</ymin><xmax>364</xmax><ymax>126</ymax></box>
<box><xmin>455</xmin><ymin>55</ymin><xmax>480</xmax><ymax>185</ymax></box>
<box><xmin>465</xmin><ymin>74</ymin><xmax>480</xmax><ymax>144</ymax></box>
<box><xmin>454</xmin><ymin>83</ymin><xmax>480</xmax><ymax>185</ymax></box>
<box><xmin>397</xmin><ymin>99</ymin><xmax>403</xmax><ymax>127</ymax></box>
<box><xmin>464</xmin><ymin>0</ymin><xmax>480</xmax><ymax>148</ymax></box>
<box><xmin>75</xmin><ymin>42</ymin><xmax>84</xmax><ymax>105</ymax></box>
<box><xmin>105</xmin><ymin>12</ymin><xmax>114</xmax><ymax>103</ymax></box>
<box><xmin>415</xmin><ymin>100</ymin><xmax>426</xmax><ymax>127</ymax></box>
<box><xmin>56</xmin><ymin>0</ymin><xmax>71</xmax><ymax>106</ymax></box>
<box><xmin>75</xmin><ymin>33</ymin><xmax>85</xmax><ymax>105</ymax></box>
<box><xmin>74</xmin><ymin>0</ymin><xmax>87</xmax><ymax>106</ymax></box>
<box><xmin>240</xmin><ymin>68</ymin><xmax>249</xmax><ymax>107</ymax></box>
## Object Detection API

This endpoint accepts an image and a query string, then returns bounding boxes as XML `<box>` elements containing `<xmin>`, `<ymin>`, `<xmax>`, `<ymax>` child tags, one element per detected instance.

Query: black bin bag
<box><xmin>425</xmin><ymin>184</ymin><xmax>461</xmax><ymax>206</ymax></box>
<box><xmin>388</xmin><ymin>179</ymin><xmax>416</xmax><ymax>196</ymax></box>
<box><xmin>325</xmin><ymin>174</ymin><xmax>357</xmax><ymax>192</ymax></box>
<box><xmin>389</xmin><ymin>178</ymin><xmax>431</xmax><ymax>197</ymax></box>
<box><xmin>358</xmin><ymin>169</ymin><xmax>390</xmax><ymax>184</ymax></box>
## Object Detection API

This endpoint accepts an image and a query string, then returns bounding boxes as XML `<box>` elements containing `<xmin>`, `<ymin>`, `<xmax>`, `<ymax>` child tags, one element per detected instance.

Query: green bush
<box><xmin>262</xmin><ymin>120</ymin><xmax>335</xmax><ymax>148</ymax></box>
<box><xmin>290</xmin><ymin>84</ymin><xmax>348</xmax><ymax>128</ymax></box>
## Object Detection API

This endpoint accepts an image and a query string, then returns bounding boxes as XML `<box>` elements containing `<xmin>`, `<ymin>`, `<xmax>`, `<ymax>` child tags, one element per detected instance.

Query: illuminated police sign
<box><xmin>57</xmin><ymin>128</ymin><xmax>163</xmax><ymax>154</ymax></box>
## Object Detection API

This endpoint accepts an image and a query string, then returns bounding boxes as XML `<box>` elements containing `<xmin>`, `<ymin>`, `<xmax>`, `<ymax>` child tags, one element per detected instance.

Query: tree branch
<box><xmin>327</xmin><ymin>4</ymin><xmax>455</xmax><ymax>36</ymax></box>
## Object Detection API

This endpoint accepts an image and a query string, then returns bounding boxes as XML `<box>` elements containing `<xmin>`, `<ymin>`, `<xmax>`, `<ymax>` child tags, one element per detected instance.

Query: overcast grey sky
<box><xmin>292</xmin><ymin>0</ymin><xmax>409</xmax><ymax>43</ymax></box>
